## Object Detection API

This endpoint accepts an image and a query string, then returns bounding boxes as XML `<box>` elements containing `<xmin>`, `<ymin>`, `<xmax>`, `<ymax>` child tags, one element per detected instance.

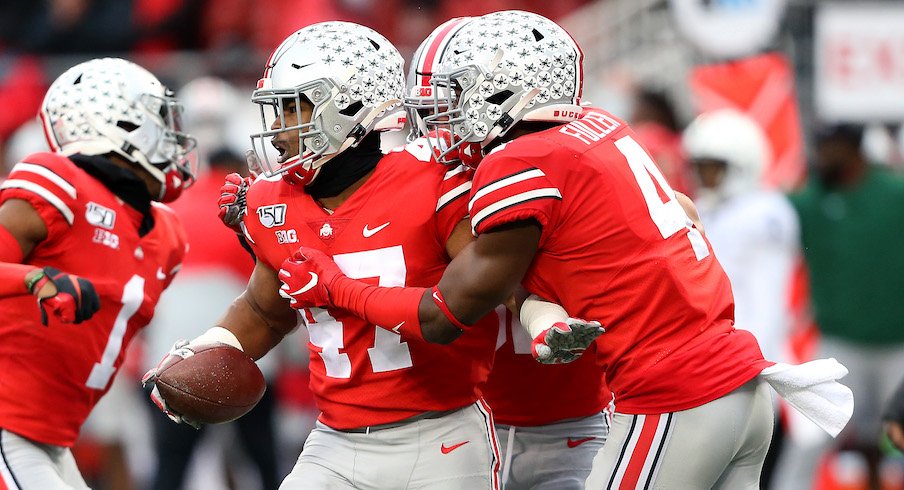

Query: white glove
<box><xmin>531</xmin><ymin>318</ymin><xmax>605</xmax><ymax>364</ymax></box>
<box><xmin>141</xmin><ymin>340</ymin><xmax>202</xmax><ymax>429</ymax></box>
<box><xmin>141</xmin><ymin>327</ymin><xmax>244</xmax><ymax>429</ymax></box>
<box><xmin>519</xmin><ymin>294</ymin><xmax>604</xmax><ymax>364</ymax></box>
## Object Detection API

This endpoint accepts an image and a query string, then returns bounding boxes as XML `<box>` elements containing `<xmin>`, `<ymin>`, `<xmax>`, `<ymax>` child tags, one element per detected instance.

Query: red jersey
<box><xmin>243</xmin><ymin>142</ymin><xmax>497</xmax><ymax>430</ymax></box>
<box><xmin>165</xmin><ymin>170</ymin><xmax>254</xmax><ymax>280</ymax></box>
<box><xmin>469</xmin><ymin>109</ymin><xmax>771</xmax><ymax>414</ymax></box>
<box><xmin>483</xmin><ymin>306</ymin><xmax>609</xmax><ymax>426</ymax></box>
<box><xmin>0</xmin><ymin>152</ymin><xmax>187</xmax><ymax>446</ymax></box>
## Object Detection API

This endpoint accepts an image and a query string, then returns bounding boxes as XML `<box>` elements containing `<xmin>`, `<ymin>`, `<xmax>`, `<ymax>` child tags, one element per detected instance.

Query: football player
<box><xmin>0</xmin><ymin>58</ymin><xmax>195</xmax><ymax>489</ymax></box>
<box><xmin>406</xmin><ymin>18</ymin><xmax>611</xmax><ymax>489</ymax></box>
<box><xmin>145</xmin><ymin>22</ymin><xmax>503</xmax><ymax>489</ymax></box>
<box><xmin>279</xmin><ymin>11</ymin><xmax>780</xmax><ymax>489</ymax></box>
<box><xmin>683</xmin><ymin>109</ymin><xmax>799</xmax><ymax>368</ymax></box>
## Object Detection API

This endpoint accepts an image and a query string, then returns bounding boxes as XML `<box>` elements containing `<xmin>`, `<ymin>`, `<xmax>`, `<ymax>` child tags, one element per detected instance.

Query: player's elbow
<box><xmin>421</xmin><ymin>321</ymin><xmax>463</xmax><ymax>344</ymax></box>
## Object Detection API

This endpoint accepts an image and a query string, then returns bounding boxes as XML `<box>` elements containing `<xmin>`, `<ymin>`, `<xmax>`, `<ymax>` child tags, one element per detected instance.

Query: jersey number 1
<box><xmin>615</xmin><ymin>135</ymin><xmax>709</xmax><ymax>260</ymax></box>
<box><xmin>85</xmin><ymin>275</ymin><xmax>144</xmax><ymax>390</ymax></box>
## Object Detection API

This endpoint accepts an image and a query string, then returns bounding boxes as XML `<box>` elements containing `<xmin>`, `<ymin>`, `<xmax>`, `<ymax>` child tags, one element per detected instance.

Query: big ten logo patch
<box><xmin>258</xmin><ymin>204</ymin><xmax>287</xmax><ymax>228</ymax></box>
<box><xmin>93</xmin><ymin>229</ymin><xmax>120</xmax><ymax>249</ymax></box>
<box><xmin>275</xmin><ymin>229</ymin><xmax>298</xmax><ymax>244</ymax></box>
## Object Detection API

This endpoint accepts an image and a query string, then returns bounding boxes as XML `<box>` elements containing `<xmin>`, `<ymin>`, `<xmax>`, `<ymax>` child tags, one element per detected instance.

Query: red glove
<box><xmin>217</xmin><ymin>172</ymin><xmax>253</xmax><ymax>233</ymax></box>
<box><xmin>278</xmin><ymin>247</ymin><xmax>346</xmax><ymax>309</ymax></box>
<box><xmin>29</xmin><ymin>266</ymin><xmax>101</xmax><ymax>326</ymax></box>
<box><xmin>531</xmin><ymin>318</ymin><xmax>605</xmax><ymax>365</ymax></box>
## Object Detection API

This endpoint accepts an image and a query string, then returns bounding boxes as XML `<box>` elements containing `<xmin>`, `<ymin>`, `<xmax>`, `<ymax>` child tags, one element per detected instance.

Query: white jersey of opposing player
<box><xmin>698</xmin><ymin>190</ymin><xmax>800</xmax><ymax>363</ymax></box>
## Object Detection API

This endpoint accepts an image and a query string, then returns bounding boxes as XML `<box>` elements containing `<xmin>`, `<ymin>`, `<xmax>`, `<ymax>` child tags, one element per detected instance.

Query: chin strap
<box><xmin>483</xmin><ymin>87</ymin><xmax>542</xmax><ymax>146</ymax></box>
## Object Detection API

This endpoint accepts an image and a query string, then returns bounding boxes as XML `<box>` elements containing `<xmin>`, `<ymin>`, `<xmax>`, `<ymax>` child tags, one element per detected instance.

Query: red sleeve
<box><xmin>0</xmin><ymin>153</ymin><xmax>79</xmax><ymax>239</ymax></box>
<box><xmin>153</xmin><ymin>204</ymin><xmax>189</xmax><ymax>289</ymax></box>
<box><xmin>433</xmin><ymin>164</ymin><xmax>473</xmax><ymax>245</ymax></box>
<box><xmin>468</xmin><ymin>154</ymin><xmax>562</xmax><ymax>236</ymax></box>
<box><xmin>240</xmin><ymin>182</ymin><xmax>280</xmax><ymax>271</ymax></box>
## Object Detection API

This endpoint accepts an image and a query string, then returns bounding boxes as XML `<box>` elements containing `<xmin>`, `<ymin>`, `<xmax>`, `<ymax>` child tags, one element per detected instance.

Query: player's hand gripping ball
<box><xmin>143</xmin><ymin>341</ymin><xmax>265</xmax><ymax>428</ymax></box>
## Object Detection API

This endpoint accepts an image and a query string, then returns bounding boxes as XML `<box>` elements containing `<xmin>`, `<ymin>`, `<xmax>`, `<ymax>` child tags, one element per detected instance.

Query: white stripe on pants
<box><xmin>585</xmin><ymin>379</ymin><xmax>773</xmax><ymax>489</ymax></box>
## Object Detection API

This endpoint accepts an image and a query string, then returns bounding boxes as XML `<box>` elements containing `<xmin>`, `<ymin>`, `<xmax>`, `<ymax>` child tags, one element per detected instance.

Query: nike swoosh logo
<box><xmin>296</xmin><ymin>272</ymin><xmax>319</xmax><ymax>294</ymax></box>
<box><xmin>441</xmin><ymin>441</ymin><xmax>469</xmax><ymax>454</ymax></box>
<box><xmin>566</xmin><ymin>437</ymin><xmax>596</xmax><ymax>448</ymax></box>
<box><xmin>432</xmin><ymin>291</ymin><xmax>443</xmax><ymax>303</ymax></box>
<box><xmin>156</xmin><ymin>267</ymin><xmax>166</xmax><ymax>281</ymax></box>
<box><xmin>391</xmin><ymin>321</ymin><xmax>405</xmax><ymax>334</ymax></box>
<box><xmin>362</xmin><ymin>222</ymin><xmax>390</xmax><ymax>238</ymax></box>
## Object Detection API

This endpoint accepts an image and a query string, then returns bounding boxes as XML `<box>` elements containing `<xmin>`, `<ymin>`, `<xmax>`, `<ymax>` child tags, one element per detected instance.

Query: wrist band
<box><xmin>25</xmin><ymin>270</ymin><xmax>48</xmax><ymax>295</ymax></box>
<box><xmin>430</xmin><ymin>286</ymin><xmax>472</xmax><ymax>331</ymax></box>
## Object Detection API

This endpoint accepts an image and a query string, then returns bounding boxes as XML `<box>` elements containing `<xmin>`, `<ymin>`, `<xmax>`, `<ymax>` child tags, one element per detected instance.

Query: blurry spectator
<box><xmin>683</xmin><ymin>109</ymin><xmax>799</xmax><ymax>489</ymax></box>
<box><xmin>885</xmin><ymin>377</ymin><xmax>904</xmax><ymax>452</ymax></box>
<box><xmin>144</xmin><ymin>149</ymin><xmax>280</xmax><ymax>490</ymax></box>
<box><xmin>684</xmin><ymin>108</ymin><xmax>798</xmax><ymax>365</ymax></box>
<box><xmin>0</xmin><ymin>56</ymin><xmax>46</xmax><ymax>146</ymax></box>
<box><xmin>5</xmin><ymin>0</ymin><xmax>137</xmax><ymax>54</ymax></box>
<box><xmin>630</xmin><ymin>87</ymin><xmax>693</xmax><ymax>195</ymax></box>
<box><xmin>132</xmin><ymin>0</ymin><xmax>204</xmax><ymax>53</ymax></box>
<box><xmin>177</xmin><ymin>76</ymin><xmax>257</xmax><ymax>163</ymax></box>
<box><xmin>785</xmin><ymin>123</ymin><xmax>904</xmax><ymax>489</ymax></box>
<box><xmin>3</xmin><ymin>120</ymin><xmax>46</xmax><ymax>176</ymax></box>
<box><xmin>0</xmin><ymin>0</ymin><xmax>202</xmax><ymax>54</ymax></box>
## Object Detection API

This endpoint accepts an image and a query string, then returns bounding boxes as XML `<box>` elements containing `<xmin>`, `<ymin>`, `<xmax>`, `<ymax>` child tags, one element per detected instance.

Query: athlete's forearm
<box><xmin>417</xmin><ymin>225</ymin><xmax>540</xmax><ymax>343</ymax></box>
<box><xmin>0</xmin><ymin>262</ymin><xmax>44</xmax><ymax>298</ymax></box>
<box><xmin>217</xmin><ymin>261</ymin><xmax>299</xmax><ymax>360</ymax></box>
<box><xmin>217</xmin><ymin>292</ymin><xmax>292</xmax><ymax>360</ymax></box>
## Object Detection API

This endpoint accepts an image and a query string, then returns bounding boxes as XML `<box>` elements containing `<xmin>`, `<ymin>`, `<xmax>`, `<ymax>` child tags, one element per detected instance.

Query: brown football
<box><xmin>155</xmin><ymin>343</ymin><xmax>265</xmax><ymax>424</ymax></box>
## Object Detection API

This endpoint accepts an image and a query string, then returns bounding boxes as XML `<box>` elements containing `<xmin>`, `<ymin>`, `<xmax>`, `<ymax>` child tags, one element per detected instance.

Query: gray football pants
<box><xmin>280</xmin><ymin>401</ymin><xmax>500</xmax><ymax>489</ymax></box>
<box><xmin>585</xmin><ymin>379</ymin><xmax>773</xmax><ymax>489</ymax></box>
<box><xmin>0</xmin><ymin>429</ymin><xmax>90</xmax><ymax>490</ymax></box>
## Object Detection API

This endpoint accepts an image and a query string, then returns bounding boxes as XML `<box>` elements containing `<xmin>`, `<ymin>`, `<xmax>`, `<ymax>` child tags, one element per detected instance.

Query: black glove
<box><xmin>29</xmin><ymin>266</ymin><xmax>101</xmax><ymax>325</ymax></box>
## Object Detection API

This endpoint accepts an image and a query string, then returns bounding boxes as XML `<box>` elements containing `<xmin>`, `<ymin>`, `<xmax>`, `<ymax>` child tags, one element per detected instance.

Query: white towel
<box><xmin>758</xmin><ymin>358</ymin><xmax>854</xmax><ymax>438</ymax></box>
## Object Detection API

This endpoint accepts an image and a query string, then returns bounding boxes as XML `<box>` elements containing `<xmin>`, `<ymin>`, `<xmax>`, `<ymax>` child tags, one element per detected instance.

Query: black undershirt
<box><xmin>70</xmin><ymin>154</ymin><xmax>155</xmax><ymax>236</ymax></box>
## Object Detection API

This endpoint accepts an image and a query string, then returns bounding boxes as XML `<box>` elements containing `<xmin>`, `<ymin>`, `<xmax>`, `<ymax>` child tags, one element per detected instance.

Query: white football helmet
<box><xmin>405</xmin><ymin>17</ymin><xmax>474</xmax><ymax>143</ymax></box>
<box><xmin>40</xmin><ymin>58</ymin><xmax>197</xmax><ymax>202</ymax></box>
<box><xmin>250</xmin><ymin>21</ymin><xmax>406</xmax><ymax>186</ymax></box>
<box><xmin>425</xmin><ymin>10</ymin><xmax>585</xmax><ymax>166</ymax></box>
<box><xmin>683</xmin><ymin>108</ymin><xmax>771</xmax><ymax>203</ymax></box>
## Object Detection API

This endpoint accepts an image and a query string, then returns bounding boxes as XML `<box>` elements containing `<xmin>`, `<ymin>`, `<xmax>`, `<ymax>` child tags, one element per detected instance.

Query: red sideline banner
<box><xmin>689</xmin><ymin>52</ymin><xmax>806</xmax><ymax>191</ymax></box>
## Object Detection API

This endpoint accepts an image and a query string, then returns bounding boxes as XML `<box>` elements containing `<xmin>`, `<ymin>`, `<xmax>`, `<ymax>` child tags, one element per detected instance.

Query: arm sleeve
<box><xmin>0</xmin><ymin>154</ymin><xmax>80</xmax><ymax>239</ymax></box>
<box><xmin>468</xmin><ymin>155</ymin><xmax>562</xmax><ymax>237</ymax></box>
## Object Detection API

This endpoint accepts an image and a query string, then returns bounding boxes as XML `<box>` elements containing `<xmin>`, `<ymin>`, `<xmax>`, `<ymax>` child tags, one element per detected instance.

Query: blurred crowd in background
<box><xmin>3</xmin><ymin>0</ymin><xmax>904</xmax><ymax>489</ymax></box>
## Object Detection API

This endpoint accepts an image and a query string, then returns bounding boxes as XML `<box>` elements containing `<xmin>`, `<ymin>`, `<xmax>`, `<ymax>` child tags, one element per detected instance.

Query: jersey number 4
<box><xmin>303</xmin><ymin>246</ymin><xmax>413</xmax><ymax>378</ymax></box>
<box><xmin>615</xmin><ymin>135</ymin><xmax>709</xmax><ymax>261</ymax></box>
